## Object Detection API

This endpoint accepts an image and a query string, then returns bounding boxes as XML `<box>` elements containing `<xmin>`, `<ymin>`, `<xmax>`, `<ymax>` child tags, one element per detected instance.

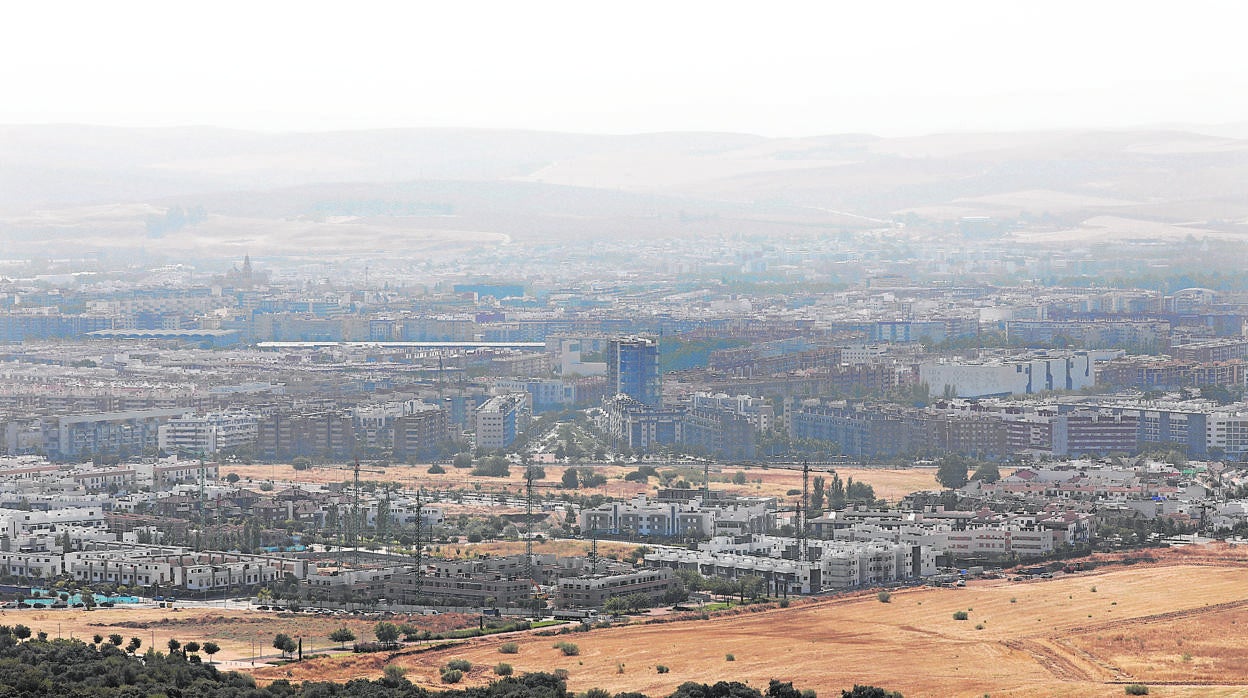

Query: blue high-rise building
<box><xmin>608</xmin><ymin>337</ymin><xmax>660</xmax><ymax>406</ymax></box>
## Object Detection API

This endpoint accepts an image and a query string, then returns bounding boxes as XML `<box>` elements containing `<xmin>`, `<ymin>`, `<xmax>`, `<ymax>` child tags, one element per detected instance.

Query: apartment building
<box><xmin>472</xmin><ymin>393</ymin><xmax>529</xmax><ymax>450</ymax></box>
<box><xmin>157</xmin><ymin>410</ymin><xmax>258</xmax><ymax>455</ymax></box>
<box><xmin>556</xmin><ymin>568</ymin><xmax>674</xmax><ymax>608</ymax></box>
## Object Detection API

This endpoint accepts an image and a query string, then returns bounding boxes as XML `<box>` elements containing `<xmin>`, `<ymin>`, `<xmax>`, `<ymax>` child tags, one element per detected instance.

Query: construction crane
<box><xmin>521</xmin><ymin>466</ymin><xmax>562</xmax><ymax>616</ymax></box>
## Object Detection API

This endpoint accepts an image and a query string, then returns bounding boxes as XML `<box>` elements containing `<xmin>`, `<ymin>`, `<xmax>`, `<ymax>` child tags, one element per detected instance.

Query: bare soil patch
<box><xmin>222</xmin><ymin>463</ymin><xmax>944</xmax><ymax>507</ymax></box>
<box><xmin>249</xmin><ymin>548</ymin><xmax>1248</xmax><ymax>696</ymax></box>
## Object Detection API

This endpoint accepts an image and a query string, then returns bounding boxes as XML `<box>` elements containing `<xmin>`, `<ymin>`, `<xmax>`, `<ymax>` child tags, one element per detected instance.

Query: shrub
<box><xmin>1010</xmin><ymin>597</ymin><xmax>1017</xmax><ymax>603</ymax></box>
<box><xmin>975</xmin><ymin>623</ymin><xmax>985</xmax><ymax>630</ymax></box>
<box><xmin>495</xmin><ymin>662</ymin><xmax>513</xmax><ymax>676</ymax></box>
<box><xmin>554</xmin><ymin>641</ymin><xmax>580</xmax><ymax>656</ymax></box>
<box><xmin>1125</xmin><ymin>685</ymin><xmax>1149</xmax><ymax>695</ymax></box>
<box><xmin>440</xmin><ymin>669</ymin><xmax>463</xmax><ymax>684</ymax></box>
<box><xmin>779</xmin><ymin>598</ymin><xmax>790</xmax><ymax>608</ymax></box>
<box><xmin>499</xmin><ymin>642</ymin><xmax>519</xmax><ymax>654</ymax></box>
<box><xmin>953</xmin><ymin>611</ymin><xmax>969</xmax><ymax>621</ymax></box>
<box><xmin>383</xmin><ymin>665</ymin><xmax>407</xmax><ymax>684</ymax></box>
<box><xmin>446</xmin><ymin>659</ymin><xmax>472</xmax><ymax>671</ymax></box>
<box><xmin>877</xmin><ymin>591</ymin><xmax>891</xmax><ymax>603</ymax></box>
<box><xmin>471</xmin><ymin>456</ymin><xmax>510</xmax><ymax>477</ymax></box>
<box><xmin>428</xmin><ymin>464</ymin><xmax>446</xmax><ymax>474</ymax></box>
<box><xmin>656</xmin><ymin>665</ymin><xmax>670</xmax><ymax>674</ymax></box>
<box><xmin>725</xmin><ymin>653</ymin><xmax>735</xmax><ymax>661</ymax></box>
<box><xmin>1091</xmin><ymin>586</ymin><xmax>1097</xmax><ymax>593</ymax></box>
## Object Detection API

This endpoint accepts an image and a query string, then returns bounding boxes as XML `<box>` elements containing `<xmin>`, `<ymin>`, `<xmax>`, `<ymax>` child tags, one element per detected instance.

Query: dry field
<box><xmin>221</xmin><ymin>463</ymin><xmax>942</xmax><ymax>507</ymax></box>
<box><xmin>5</xmin><ymin>606</ymin><xmax>479</xmax><ymax>663</ymax></box>
<box><xmin>250</xmin><ymin>548</ymin><xmax>1248</xmax><ymax>697</ymax></box>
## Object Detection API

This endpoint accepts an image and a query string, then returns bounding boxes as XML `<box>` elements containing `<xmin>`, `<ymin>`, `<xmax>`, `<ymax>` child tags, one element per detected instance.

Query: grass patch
<box><xmin>531</xmin><ymin>620</ymin><xmax>565</xmax><ymax>629</ymax></box>
<box><xmin>554</xmin><ymin>641</ymin><xmax>580</xmax><ymax>656</ymax></box>
<box><xmin>499</xmin><ymin>642</ymin><xmax>519</xmax><ymax>654</ymax></box>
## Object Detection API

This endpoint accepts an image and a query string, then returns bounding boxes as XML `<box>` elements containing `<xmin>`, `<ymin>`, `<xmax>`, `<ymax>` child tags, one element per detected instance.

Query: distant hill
<box><xmin>2</xmin><ymin>124</ymin><xmax>1247</xmax><ymax>257</ymax></box>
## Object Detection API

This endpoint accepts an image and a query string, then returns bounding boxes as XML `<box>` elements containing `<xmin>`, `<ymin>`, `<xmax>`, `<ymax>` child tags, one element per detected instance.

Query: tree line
<box><xmin>0</xmin><ymin>621</ymin><xmax>904</xmax><ymax>697</ymax></box>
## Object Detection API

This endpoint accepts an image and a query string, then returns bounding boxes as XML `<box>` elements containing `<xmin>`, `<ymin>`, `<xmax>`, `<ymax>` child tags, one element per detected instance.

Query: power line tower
<box><xmin>408</xmin><ymin>489</ymin><xmax>425</xmax><ymax>604</ymax></box>
<box><xmin>198</xmin><ymin>453</ymin><xmax>206</xmax><ymax>517</ymax></box>
<box><xmin>349</xmin><ymin>459</ymin><xmax>362</xmax><ymax>561</ymax></box>
<box><xmin>587</xmin><ymin>527</ymin><xmax>599</xmax><ymax>574</ymax></box>
<box><xmin>333</xmin><ymin>502</ymin><xmax>344</xmax><ymax>572</ymax></box>
<box><xmin>797</xmin><ymin>460</ymin><xmax>810</xmax><ymax>563</ymax></box>
<box><xmin>524</xmin><ymin>465</ymin><xmax>535</xmax><ymax>584</ymax></box>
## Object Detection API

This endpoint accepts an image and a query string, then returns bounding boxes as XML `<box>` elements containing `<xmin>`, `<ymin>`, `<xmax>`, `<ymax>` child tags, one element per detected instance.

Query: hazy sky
<box><xmin>5</xmin><ymin>0</ymin><xmax>1246</xmax><ymax>137</ymax></box>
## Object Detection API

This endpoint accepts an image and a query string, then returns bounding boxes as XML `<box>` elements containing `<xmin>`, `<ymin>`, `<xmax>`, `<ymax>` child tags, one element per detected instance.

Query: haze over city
<box><xmin>5</xmin><ymin>1</ymin><xmax>1248</xmax><ymax>136</ymax></box>
<box><xmin>1</xmin><ymin>3</ymin><xmax>1248</xmax><ymax>698</ymax></box>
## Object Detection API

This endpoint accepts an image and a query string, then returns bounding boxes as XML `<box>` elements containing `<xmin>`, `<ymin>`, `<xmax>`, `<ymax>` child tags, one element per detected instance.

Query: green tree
<box><xmin>936</xmin><ymin>455</ymin><xmax>970</xmax><ymax>489</ymax></box>
<box><xmin>375</xmin><ymin>621</ymin><xmax>400</xmax><ymax>648</ymax></box>
<box><xmin>330</xmin><ymin>627</ymin><xmax>356</xmax><ymax>648</ymax></box>
<box><xmin>811</xmin><ymin>476</ymin><xmax>826</xmax><ymax>514</ymax></box>
<box><xmin>828</xmin><ymin>472</ymin><xmax>846</xmax><ymax>507</ymax></box>
<box><xmin>971</xmin><ymin>461</ymin><xmax>1001</xmax><ymax>483</ymax></box>
<box><xmin>471</xmin><ymin>456</ymin><xmax>510</xmax><ymax>477</ymax></box>
<box><xmin>108</xmin><ymin>633</ymin><xmax>123</xmax><ymax>646</ymax></box>
<box><xmin>561</xmin><ymin>468</ymin><xmax>579</xmax><ymax>489</ymax></box>
<box><xmin>273</xmin><ymin>633</ymin><xmax>296</xmax><ymax>658</ymax></box>
<box><xmin>202</xmin><ymin>641</ymin><xmax>220</xmax><ymax>664</ymax></box>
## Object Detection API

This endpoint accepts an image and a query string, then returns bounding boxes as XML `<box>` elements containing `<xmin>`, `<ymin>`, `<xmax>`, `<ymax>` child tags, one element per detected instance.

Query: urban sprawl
<box><xmin>0</xmin><ymin>237</ymin><xmax>1244</xmax><ymax>617</ymax></box>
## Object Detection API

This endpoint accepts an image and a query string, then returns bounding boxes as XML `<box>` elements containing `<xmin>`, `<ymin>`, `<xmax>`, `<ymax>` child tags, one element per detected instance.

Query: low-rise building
<box><xmin>556</xmin><ymin>568</ymin><xmax>674</xmax><ymax>608</ymax></box>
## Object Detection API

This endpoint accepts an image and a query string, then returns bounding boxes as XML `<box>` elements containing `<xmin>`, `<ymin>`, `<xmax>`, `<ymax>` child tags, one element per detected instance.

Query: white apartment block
<box><xmin>472</xmin><ymin>393</ymin><xmax>528</xmax><ymax>449</ymax></box>
<box><xmin>646</xmin><ymin>535</ymin><xmax>934</xmax><ymax>594</ymax></box>
<box><xmin>1207</xmin><ymin>411</ymin><xmax>1248</xmax><ymax>459</ymax></box>
<box><xmin>65</xmin><ymin>546</ymin><xmax>311</xmax><ymax>590</ymax></box>
<box><xmin>158</xmin><ymin>410</ymin><xmax>258</xmax><ymax>456</ymax></box>
<box><xmin>0</xmin><ymin>507</ymin><xmax>106</xmax><ymax>539</ymax></box>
